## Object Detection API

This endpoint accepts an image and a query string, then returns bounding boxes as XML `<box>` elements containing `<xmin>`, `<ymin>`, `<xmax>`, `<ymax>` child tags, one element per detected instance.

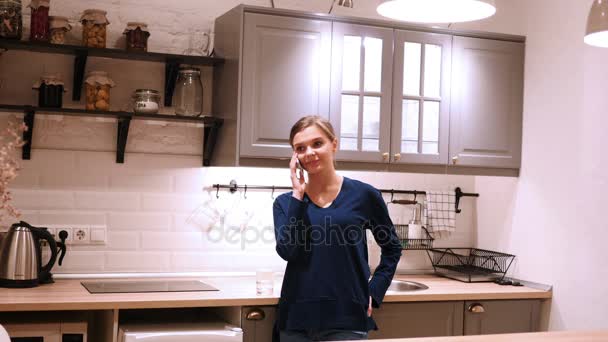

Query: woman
<box><xmin>273</xmin><ymin>116</ymin><xmax>402</xmax><ymax>341</ymax></box>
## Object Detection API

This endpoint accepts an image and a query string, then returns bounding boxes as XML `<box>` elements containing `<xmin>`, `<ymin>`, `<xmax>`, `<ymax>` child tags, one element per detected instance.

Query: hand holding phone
<box><xmin>296</xmin><ymin>158</ymin><xmax>306</xmax><ymax>179</ymax></box>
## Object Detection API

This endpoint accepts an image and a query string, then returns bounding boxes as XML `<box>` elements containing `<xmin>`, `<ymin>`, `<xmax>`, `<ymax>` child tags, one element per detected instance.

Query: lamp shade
<box><xmin>585</xmin><ymin>0</ymin><xmax>608</xmax><ymax>47</ymax></box>
<box><xmin>377</xmin><ymin>0</ymin><xmax>496</xmax><ymax>23</ymax></box>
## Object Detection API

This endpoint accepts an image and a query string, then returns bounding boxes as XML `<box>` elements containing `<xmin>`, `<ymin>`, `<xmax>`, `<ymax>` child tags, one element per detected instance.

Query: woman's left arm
<box><xmin>367</xmin><ymin>188</ymin><xmax>403</xmax><ymax>308</ymax></box>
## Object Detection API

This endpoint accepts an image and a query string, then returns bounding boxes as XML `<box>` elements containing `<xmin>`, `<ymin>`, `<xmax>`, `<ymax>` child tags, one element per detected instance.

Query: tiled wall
<box><xmin>0</xmin><ymin>0</ymin><xmax>481</xmax><ymax>274</ymax></box>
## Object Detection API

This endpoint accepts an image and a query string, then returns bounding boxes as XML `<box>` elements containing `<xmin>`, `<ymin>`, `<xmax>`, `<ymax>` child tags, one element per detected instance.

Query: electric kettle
<box><xmin>0</xmin><ymin>221</ymin><xmax>67</xmax><ymax>288</ymax></box>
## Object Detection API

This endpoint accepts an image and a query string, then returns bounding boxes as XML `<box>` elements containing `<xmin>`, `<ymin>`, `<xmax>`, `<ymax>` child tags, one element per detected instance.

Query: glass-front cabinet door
<box><xmin>390</xmin><ymin>30</ymin><xmax>452</xmax><ymax>165</ymax></box>
<box><xmin>330</xmin><ymin>23</ymin><xmax>393</xmax><ymax>163</ymax></box>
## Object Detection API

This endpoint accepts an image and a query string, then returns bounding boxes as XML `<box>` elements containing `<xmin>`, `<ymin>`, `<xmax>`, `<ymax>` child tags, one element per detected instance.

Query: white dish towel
<box><xmin>424</xmin><ymin>190</ymin><xmax>456</xmax><ymax>235</ymax></box>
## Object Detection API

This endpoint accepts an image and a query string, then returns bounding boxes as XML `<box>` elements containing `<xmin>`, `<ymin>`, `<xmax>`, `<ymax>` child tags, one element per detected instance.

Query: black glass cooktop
<box><xmin>81</xmin><ymin>280</ymin><xmax>219</xmax><ymax>294</ymax></box>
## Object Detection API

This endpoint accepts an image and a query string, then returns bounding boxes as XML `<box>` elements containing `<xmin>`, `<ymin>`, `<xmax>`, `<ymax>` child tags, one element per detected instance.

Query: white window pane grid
<box><xmin>342</xmin><ymin>36</ymin><xmax>361</xmax><ymax>92</ymax></box>
<box><xmin>423</xmin><ymin>44</ymin><xmax>442</xmax><ymax>98</ymax></box>
<box><xmin>403</xmin><ymin>42</ymin><xmax>421</xmax><ymax>96</ymax></box>
<box><xmin>364</xmin><ymin>37</ymin><xmax>383</xmax><ymax>93</ymax></box>
<box><xmin>340</xmin><ymin>95</ymin><xmax>359</xmax><ymax>138</ymax></box>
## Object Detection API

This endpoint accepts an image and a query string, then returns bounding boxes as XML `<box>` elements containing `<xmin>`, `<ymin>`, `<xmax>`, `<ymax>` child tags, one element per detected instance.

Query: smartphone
<box><xmin>296</xmin><ymin>158</ymin><xmax>306</xmax><ymax>178</ymax></box>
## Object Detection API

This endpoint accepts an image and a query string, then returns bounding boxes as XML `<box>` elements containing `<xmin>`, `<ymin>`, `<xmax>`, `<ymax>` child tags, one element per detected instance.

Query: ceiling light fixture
<box><xmin>329</xmin><ymin>0</ymin><xmax>354</xmax><ymax>14</ymax></box>
<box><xmin>376</xmin><ymin>0</ymin><xmax>496</xmax><ymax>23</ymax></box>
<box><xmin>585</xmin><ymin>0</ymin><xmax>608</xmax><ymax>47</ymax></box>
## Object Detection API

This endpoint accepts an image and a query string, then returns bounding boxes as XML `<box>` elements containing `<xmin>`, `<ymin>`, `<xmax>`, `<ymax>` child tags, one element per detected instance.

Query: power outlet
<box><xmin>73</xmin><ymin>227</ymin><xmax>90</xmax><ymax>244</ymax></box>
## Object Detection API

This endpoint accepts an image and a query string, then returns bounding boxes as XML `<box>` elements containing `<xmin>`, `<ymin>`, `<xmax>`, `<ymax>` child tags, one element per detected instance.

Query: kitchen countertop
<box><xmin>0</xmin><ymin>274</ymin><xmax>552</xmax><ymax>312</ymax></box>
<box><xmin>344</xmin><ymin>330</ymin><xmax>608</xmax><ymax>341</ymax></box>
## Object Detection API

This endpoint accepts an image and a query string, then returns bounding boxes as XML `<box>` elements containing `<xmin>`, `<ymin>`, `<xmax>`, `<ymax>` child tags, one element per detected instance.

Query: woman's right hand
<box><xmin>290</xmin><ymin>152</ymin><xmax>306</xmax><ymax>200</ymax></box>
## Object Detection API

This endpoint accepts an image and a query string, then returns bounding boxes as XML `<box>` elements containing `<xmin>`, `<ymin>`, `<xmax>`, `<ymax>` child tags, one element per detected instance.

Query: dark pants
<box><xmin>280</xmin><ymin>329</ymin><xmax>368</xmax><ymax>341</ymax></box>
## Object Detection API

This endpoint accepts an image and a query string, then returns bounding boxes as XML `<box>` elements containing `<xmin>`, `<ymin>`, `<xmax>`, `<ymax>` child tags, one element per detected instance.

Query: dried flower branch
<box><xmin>0</xmin><ymin>119</ymin><xmax>27</xmax><ymax>223</ymax></box>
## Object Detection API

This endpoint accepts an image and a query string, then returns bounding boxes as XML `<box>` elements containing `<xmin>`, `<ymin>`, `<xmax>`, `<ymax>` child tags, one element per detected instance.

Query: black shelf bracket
<box><xmin>164</xmin><ymin>58</ymin><xmax>182</xmax><ymax>107</ymax></box>
<box><xmin>116</xmin><ymin>116</ymin><xmax>131</xmax><ymax>163</ymax></box>
<box><xmin>203</xmin><ymin>119</ymin><xmax>223</xmax><ymax>166</ymax></box>
<box><xmin>22</xmin><ymin>107</ymin><xmax>35</xmax><ymax>160</ymax></box>
<box><xmin>73</xmin><ymin>50</ymin><xmax>88</xmax><ymax>101</ymax></box>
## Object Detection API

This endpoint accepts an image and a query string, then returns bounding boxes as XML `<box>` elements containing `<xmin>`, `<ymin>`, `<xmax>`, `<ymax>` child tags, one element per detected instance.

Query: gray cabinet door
<box><xmin>330</xmin><ymin>23</ymin><xmax>393</xmax><ymax>163</ymax></box>
<box><xmin>391</xmin><ymin>30</ymin><xmax>452</xmax><ymax>165</ymax></box>
<box><xmin>449</xmin><ymin>37</ymin><xmax>524</xmax><ymax>168</ymax></box>
<box><xmin>240</xmin><ymin>13</ymin><xmax>332</xmax><ymax>158</ymax></box>
<box><xmin>242</xmin><ymin>306</ymin><xmax>276</xmax><ymax>342</ymax></box>
<box><xmin>369</xmin><ymin>301</ymin><xmax>464</xmax><ymax>339</ymax></box>
<box><xmin>464</xmin><ymin>300</ymin><xmax>540</xmax><ymax>335</ymax></box>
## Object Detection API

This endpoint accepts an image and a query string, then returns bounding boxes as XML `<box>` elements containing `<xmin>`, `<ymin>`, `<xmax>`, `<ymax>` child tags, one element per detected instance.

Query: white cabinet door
<box><xmin>330</xmin><ymin>23</ymin><xmax>393</xmax><ymax>163</ymax></box>
<box><xmin>390</xmin><ymin>30</ymin><xmax>452</xmax><ymax>165</ymax></box>
<box><xmin>240</xmin><ymin>13</ymin><xmax>332</xmax><ymax>158</ymax></box>
<box><xmin>449</xmin><ymin>36</ymin><xmax>524</xmax><ymax>168</ymax></box>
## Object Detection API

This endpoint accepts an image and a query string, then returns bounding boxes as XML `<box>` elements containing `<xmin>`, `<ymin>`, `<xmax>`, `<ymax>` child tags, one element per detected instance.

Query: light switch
<box><xmin>90</xmin><ymin>225</ymin><xmax>107</xmax><ymax>244</ymax></box>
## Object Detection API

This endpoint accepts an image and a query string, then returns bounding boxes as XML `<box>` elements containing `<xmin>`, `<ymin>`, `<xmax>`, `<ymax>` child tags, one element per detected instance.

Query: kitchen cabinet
<box><xmin>329</xmin><ymin>22</ymin><xmax>393</xmax><ymax>163</ymax></box>
<box><xmin>449</xmin><ymin>36</ymin><xmax>524</xmax><ymax>169</ymax></box>
<box><xmin>390</xmin><ymin>30</ymin><xmax>452</xmax><ymax>165</ymax></box>
<box><xmin>370</xmin><ymin>301</ymin><xmax>464</xmax><ymax>339</ymax></box>
<box><xmin>241</xmin><ymin>306</ymin><xmax>276</xmax><ymax>342</ymax></box>
<box><xmin>463</xmin><ymin>299</ymin><xmax>540</xmax><ymax>335</ymax></box>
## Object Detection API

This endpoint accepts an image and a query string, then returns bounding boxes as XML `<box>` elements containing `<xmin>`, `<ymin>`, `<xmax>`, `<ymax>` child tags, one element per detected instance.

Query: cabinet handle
<box><xmin>382</xmin><ymin>152</ymin><xmax>389</xmax><ymax>161</ymax></box>
<box><xmin>393</xmin><ymin>153</ymin><xmax>401</xmax><ymax>162</ymax></box>
<box><xmin>452</xmin><ymin>156</ymin><xmax>459</xmax><ymax>165</ymax></box>
<box><xmin>467</xmin><ymin>303</ymin><xmax>485</xmax><ymax>314</ymax></box>
<box><xmin>246</xmin><ymin>308</ymin><xmax>266</xmax><ymax>321</ymax></box>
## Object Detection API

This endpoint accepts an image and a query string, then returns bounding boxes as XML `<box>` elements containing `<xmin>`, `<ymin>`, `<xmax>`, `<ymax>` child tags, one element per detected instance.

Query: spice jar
<box><xmin>32</xmin><ymin>73</ymin><xmax>66</xmax><ymax>108</ymax></box>
<box><xmin>80</xmin><ymin>9</ymin><xmax>108</xmax><ymax>48</ymax></box>
<box><xmin>132</xmin><ymin>89</ymin><xmax>160</xmax><ymax>114</ymax></box>
<box><xmin>49</xmin><ymin>16</ymin><xmax>71</xmax><ymax>44</ymax></box>
<box><xmin>28</xmin><ymin>0</ymin><xmax>50</xmax><ymax>41</ymax></box>
<box><xmin>84</xmin><ymin>71</ymin><xmax>115</xmax><ymax>111</ymax></box>
<box><xmin>173</xmin><ymin>67</ymin><xmax>203</xmax><ymax>117</ymax></box>
<box><xmin>0</xmin><ymin>0</ymin><xmax>22</xmax><ymax>39</ymax></box>
<box><xmin>123</xmin><ymin>22</ymin><xmax>150</xmax><ymax>52</ymax></box>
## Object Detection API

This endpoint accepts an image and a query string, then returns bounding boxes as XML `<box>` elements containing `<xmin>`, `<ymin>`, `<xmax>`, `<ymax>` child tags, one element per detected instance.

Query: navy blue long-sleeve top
<box><xmin>273</xmin><ymin>176</ymin><xmax>402</xmax><ymax>333</ymax></box>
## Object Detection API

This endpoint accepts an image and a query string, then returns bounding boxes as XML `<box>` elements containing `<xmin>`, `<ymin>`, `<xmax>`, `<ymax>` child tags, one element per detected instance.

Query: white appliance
<box><xmin>118</xmin><ymin>322</ymin><xmax>243</xmax><ymax>342</ymax></box>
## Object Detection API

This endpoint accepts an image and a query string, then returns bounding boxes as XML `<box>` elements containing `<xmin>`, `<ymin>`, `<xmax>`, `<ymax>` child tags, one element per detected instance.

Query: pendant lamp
<box><xmin>585</xmin><ymin>0</ymin><xmax>608</xmax><ymax>47</ymax></box>
<box><xmin>377</xmin><ymin>0</ymin><xmax>496</xmax><ymax>23</ymax></box>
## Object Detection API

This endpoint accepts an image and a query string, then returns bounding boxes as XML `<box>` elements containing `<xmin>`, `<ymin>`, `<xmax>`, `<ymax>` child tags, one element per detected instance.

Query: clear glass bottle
<box><xmin>173</xmin><ymin>67</ymin><xmax>203</xmax><ymax>116</ymax></box>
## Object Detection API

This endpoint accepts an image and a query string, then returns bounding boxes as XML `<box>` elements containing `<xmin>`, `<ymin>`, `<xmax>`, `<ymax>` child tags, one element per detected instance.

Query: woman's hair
<box><xmin>289</xmin><ymin>115</ymin><xmax>337</xmax><ymax>147</ymax></box>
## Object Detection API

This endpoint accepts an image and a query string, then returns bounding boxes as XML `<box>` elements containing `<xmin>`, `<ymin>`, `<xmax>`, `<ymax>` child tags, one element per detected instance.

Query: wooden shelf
<box><xmin>0</xmin><ymin>38</ymin><xmax>224</xmax><ymax>106</ymax></box>
<box><xmin>0</xmin><ymin>104</ymin><xmax>224</xmax><ymax>166</ymax></box>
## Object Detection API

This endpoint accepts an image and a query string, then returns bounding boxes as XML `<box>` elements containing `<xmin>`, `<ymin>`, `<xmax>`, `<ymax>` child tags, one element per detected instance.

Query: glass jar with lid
<box><xmin>28</xmin><ymin>0</ymin><xmax>50</xmax><ymax>42</ymax></box>
<box><xmin>173</xmin><ymin>67</ymin><xmax>203</xmax><ymax>117</ymax></box>
<box><xmin>84</xmin><ymin>71</ymin><xmax>115</xmax><ymax>111</ymax></box>
<box><xmin>0</xmin><ymin>0</ymin><xmax>22</xmax><ymax>39</ymax></box>
<box><xmin>32</xmin><ymin>73</ymin><xmax>67</xmax><ymax>108</ymax></box>
<box><xmin>123</xmin><ymin>22</ymin><xmax>150</xmax><ymax>52</ymax></box>
<box><xmin>80</xmin><ymin>9</ymin><xmax>109</xmax><ymax>48</ymax></box>
<box><xmin>49</xmin><ymin>15</ymin><xmax>71</xmax><ymax>44</ymax></box>
<box><xmin>132</xmin><ymin>89</ymin><xmax>161</xmax><ymax>114</ymax></box>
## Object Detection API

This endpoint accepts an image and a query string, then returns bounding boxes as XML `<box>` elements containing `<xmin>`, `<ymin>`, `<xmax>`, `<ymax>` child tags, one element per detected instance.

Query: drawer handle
<box><xmin>246</xmin><ymin>308</ymin><xmax>266</xmax><ymax>321</ymax></box>
<box><xmin>382</xmin><ymin>152</ymin><xmax>389</xmax><ymax>161</ymax></box>
<box><xmin>468</xmin><ymin>303</ymin><xmax>485</xmax><ymax>313</ymax></box>
<box><xmin>394</xmin><ymin>153</ymin><xmax>401</xmax><ymax>162</ymax></box>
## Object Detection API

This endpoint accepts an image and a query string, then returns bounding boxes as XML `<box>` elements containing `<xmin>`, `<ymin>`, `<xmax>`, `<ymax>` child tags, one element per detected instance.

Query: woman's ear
<box><xmin>332</xmin><ymin>138</ymin><xmax>338</xmax><ymax>153</ymax></box>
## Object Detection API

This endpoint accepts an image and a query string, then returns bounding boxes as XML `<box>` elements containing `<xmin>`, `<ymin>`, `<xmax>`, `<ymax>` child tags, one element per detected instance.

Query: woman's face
<box><xmin>292</xmin><ymin>125</ymin><xmax>337</xmax><ymax>174</ymax></box>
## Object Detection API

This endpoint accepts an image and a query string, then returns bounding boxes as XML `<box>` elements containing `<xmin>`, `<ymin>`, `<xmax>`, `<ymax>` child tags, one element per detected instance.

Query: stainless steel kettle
<box><xmin>0</xmin><ymin>221</ymin><xmax>66</xmax><ymax>288</ymax></box>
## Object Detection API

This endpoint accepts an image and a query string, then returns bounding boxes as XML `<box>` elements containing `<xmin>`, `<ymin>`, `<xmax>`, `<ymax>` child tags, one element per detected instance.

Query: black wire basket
<box><xmin>428</xmin><ymin>248</ymin><xmax>515</xmax><ymax>283</ymax></box>
<box><xmin>394</xmin><ymin>224</ymin><xmax>434</xmax><ymax>250</ymax></box>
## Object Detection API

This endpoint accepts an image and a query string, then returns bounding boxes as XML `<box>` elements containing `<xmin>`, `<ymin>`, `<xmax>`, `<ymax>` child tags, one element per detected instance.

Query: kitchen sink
<box><xmin>387</xmin><ymin>280</ymin><xmax>429</xmax><ymax>292</ymax></box>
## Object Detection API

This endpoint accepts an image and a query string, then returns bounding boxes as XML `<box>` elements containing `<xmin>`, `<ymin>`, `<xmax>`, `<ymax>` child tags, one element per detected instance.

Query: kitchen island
<box><xmin>343</xmin><ymin>330</ymin><xmax>608</xmax><ymax>341</ymax></box>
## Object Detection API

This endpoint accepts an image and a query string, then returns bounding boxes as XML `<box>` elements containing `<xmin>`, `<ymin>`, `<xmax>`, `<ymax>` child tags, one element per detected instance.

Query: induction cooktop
<box><xmin>81</xmin><ymin>280</ymin><xmax>219</xmax><ymax>294</ymax></box>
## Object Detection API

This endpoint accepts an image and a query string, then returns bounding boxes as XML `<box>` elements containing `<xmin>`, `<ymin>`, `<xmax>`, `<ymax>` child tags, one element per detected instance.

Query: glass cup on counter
<box><xmin>256</xmin><ymin>269</ymin><xmax>274</xmax><ymax>295</ymax></box>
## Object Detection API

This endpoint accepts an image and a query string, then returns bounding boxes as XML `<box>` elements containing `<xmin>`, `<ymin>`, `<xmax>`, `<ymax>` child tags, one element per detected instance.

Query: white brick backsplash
<box><xmin>107</xmin><ymin>232</ymin><xmax>140</xmax><ymax>250</ymax></box>
<box><xmin>40</xmin><ymin>172</ymin><xmax>109</xmax><ymax>190</ymax></box>
<box><xmin>57</xmin><ymin>251</ymin><xmax>105</xmax><ymax>273</ymax></box>
<box><xmin>173</xmin><ymin>169</ymin><xmax>208</xmax><ymax>193</ymax></box>
<box><xmin>0</xmin><ymin>211</ymin><xmax>39</xmax><ymax>228</ymax></box>
<box><xmin>110</xmin><ymin>174</ymin><xmax>173</xmax><ymax>192</ymax></box>
<box><xmin>75</xmin><ymin>192</ymin><xmax>141</xmax><ymax>211</ymax></box>
<box><xmin>171</xmin><ymin>252</ymin><xmax>286</xmax><ymax>272</ymax></box>
<box><xmin>38</xmin><ymin>212</ymin><xmax>106</xmax><ymax>226</ymax></box>
<box><xmin>142</xmin><ymin>194</ymin><xmax>206</xmax><ymax>212</ymax></box>
<box><xmin>12</xmin><ymin>190</ymin><xmax>74</xmax><ymax>210</ymax></box>
<box><xmin>108</xmin><ymin>213</ymin><xmax>171</xmax><ymax>231</ymax></box>
<box><xmin>105</xmin><ymin>252</ymin><xmax>170</xmax><ymax>272</ymax></box>
<box><xmin>141</xmin><ymin>232</ymin><xmax>204</xmax><ymax>250</ymax></box>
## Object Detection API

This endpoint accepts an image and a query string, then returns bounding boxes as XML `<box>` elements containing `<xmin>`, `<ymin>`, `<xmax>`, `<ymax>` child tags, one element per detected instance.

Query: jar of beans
<box><xmin>0</xmin><ymin>0</ymin><xmax>22</xmax><ymax>39</ymax></box>
<box><xmin>123</xmin><ymin>22</ymin><xmax>150</xmax><ymax>52</ymax></box>
<box><xmin>84</xmin><ymin>71</ymin><xmax>115</xmax><ymax>111</ymax></box>
<box><xmin>32</xmin><ymin>73</ymin><xmax>66</xmax><ymax>108</ymax></box>
<box><xmin>28</xmin><ymin>0</ymin><xmax>50</xmax><ymax>42</ymax></box>
<box><xmin>80</xmin><ymin>9</ymin><xmax>109</xmax><ymax>48</ymax></box>
<box><xmin>49</xmin><ymin>16</ymin><xmax>71</xmax><ymax>44</ymax></box>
